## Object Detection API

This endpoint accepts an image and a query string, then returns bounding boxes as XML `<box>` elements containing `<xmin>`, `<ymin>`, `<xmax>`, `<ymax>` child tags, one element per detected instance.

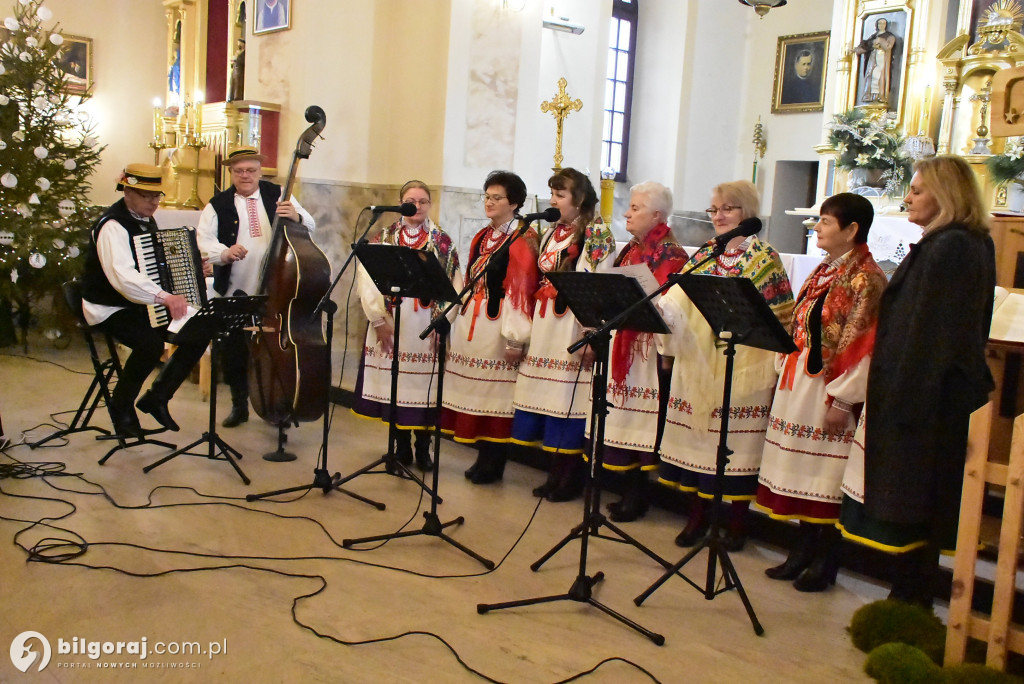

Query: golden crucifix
<box><xmin>540</xmin><ymin>77</ymin><xmax>583</xmax><ymax>171</ymax></box>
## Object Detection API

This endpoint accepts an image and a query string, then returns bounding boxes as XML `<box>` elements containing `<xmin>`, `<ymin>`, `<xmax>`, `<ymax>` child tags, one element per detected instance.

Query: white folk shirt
<box><xmin>196</xmin><ymin>190</ymin><xmax>315</xmax><ymax>297</ymax></box>
<box><xmin>81</xmin><ymin>216</ymin><xmax>168</xmax><ymax>326</ymax></box>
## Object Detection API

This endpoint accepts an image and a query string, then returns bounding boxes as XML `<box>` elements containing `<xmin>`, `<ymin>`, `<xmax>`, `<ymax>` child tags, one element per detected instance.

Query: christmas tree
<box><xmin>0</xmin><ymin>0</ymin><xmax>103</xmax><ymax>345</ymax></box>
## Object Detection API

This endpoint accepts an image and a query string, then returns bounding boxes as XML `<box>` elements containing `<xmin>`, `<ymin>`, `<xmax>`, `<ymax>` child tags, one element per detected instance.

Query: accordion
<box><xmin>132</xmin><ymin>227</ymin><xmax>209</xmax><ymax>327</ymax></box>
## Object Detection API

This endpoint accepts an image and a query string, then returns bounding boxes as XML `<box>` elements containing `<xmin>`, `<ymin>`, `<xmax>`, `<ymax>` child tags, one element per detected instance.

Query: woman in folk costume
<box><xmin>352</xmin><ymin>181</ymin><xmax>461</xmax><ymax>472</ymax></box>
<box><xmin>755</xmin><ymin>193</ymin><xmax>886</xmax><ymax>592</ymax></box>
<box><xmin>839</xmin><ymin>156</ymin><xmax>995</xmax><ymax>609</ymax></box>
<box><xmin>658</xmin><ymin>180</ymin><xmax>794</xmax><ymax>551</ymax></box>
<box><xmin>599</xmin><ymin>182</ymin><xmax>690</xmax><ymax>522</ymax></box>
<box><xmin>511</xmin><ymin>168</ymin><xmax>616</xmax><ymax>502</ymax></box>
<box><xmin>442</xmin><ymin>170</ymin><xmax>541</xmax><ymax>485</ymax></box>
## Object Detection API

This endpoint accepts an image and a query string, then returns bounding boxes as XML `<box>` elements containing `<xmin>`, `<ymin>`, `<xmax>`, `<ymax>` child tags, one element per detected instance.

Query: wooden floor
<box><xmin>0</xmin><ymin>340</ymin><xmax>886</xmax><ymax>682</ymax></box>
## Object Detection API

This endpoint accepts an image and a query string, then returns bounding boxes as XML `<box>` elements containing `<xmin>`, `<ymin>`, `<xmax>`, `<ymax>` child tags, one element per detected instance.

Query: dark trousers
<box><xmin>95</xmin><ymin>307</ymin><xmax>207</xmax><ymax>412</ymax></box>
<box><xmin>220</xmin><ymin>329</ymin><xmax>249</xmax><ymax>405</ymax></box>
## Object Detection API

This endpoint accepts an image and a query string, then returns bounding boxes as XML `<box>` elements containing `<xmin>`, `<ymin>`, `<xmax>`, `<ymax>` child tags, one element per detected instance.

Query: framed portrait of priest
<box><xmin>771</xmin><ymin>32</ymin><xmax>829</xmax><ymax>113</ymax></box>
<box><xmin>56</xmin><ymin>35</ymin><xmax>93</xmax><ymax>95</ymax></box>
<box><xmin>254</xmin><ymin>0</ymin><xmax>290</xmax><ymax>35</ymax></box>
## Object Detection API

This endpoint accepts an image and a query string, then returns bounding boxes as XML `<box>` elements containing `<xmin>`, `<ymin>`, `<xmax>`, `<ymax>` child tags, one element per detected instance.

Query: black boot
<box><xmin>794</xmin><ymin>525</ymin><xmax>841</xmax><ymax>592</ymax></box>
<box><xmin>413</xmin><ymin>430</ymin><xmax>434</xmax><ymax>472</ymax></box>
<box><xmin>722</xmin><ymin>500</ymin><xmax>751</xmax><ymax>552</ymax></box>
<box><xmin>465</xmin><ymin>448</ymin><xmax>485</xmax><ymax>479</ymax></box>
<box><xmin>675</xmin><ymin>496</ymin><xmax>709</xmax><ymax>547</ymax></box>
<box><xmin>136</xmin><ymin>391</ymin><xmax>179</xmax><ymax>431</ymax></box>
<box><xmin>887</xmin><ymin>543</ymin><xmax>939</xmax><ymax>609</ymax></box>
<box><xmin>608</xmin><ymin>469</ymin><xmax>649</xmax><ymax>522</ymax></box>
<box><xmin>222</xmin><ymin>384</ymin><xmax>249</xmax><ymax>428</ymax></box>
<box><xmin>547</xmin><ymin>455</ymin><xmax>584</xmax><ymax>502</ymax></box>
<box><xmin>532</xmin><ymin>457</ymin><xmax>560</xmax><ymax>498</ymax></box>
<box><xmin>766</xmin><ymin>522</ymin><xmax>819</xmax><ymax>580</ymax></box>
<box><xmin>470</xmin><ymin>442</ymin><xmax>507</xmax><ymax>485</ymax></box>
<box><xmin>393</xmin><ymin>430</ymin><xmax>413</xmax><ymax>466</ymax></box>
<box><xmin>109</xmin><ymin>401</ymin><xmax>144</xmax><ymax>438</ymax></box>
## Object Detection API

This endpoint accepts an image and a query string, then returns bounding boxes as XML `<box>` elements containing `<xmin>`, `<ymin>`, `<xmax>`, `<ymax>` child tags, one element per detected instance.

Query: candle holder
<box><xmin>182</xmin><ymin>137</ymin><xmax>207</xmax><ymax>209</ymax></box>
<box><xmin>148</xmin><ymin>140</ymin><xmax>169</xmax><ymax>166</ymax></box>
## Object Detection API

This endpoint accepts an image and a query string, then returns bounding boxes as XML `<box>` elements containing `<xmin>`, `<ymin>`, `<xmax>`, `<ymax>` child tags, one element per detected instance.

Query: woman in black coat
<box><xmin>838</xmin><ymin>155</ymin><xmax>995</xmax><ymax>607</ymax></box>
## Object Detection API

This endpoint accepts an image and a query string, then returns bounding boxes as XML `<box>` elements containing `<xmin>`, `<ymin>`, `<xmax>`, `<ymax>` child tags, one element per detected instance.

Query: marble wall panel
<box><xmin>464</xmin><ymin>4</ymin><xmax>522</xmax><ymax>169</ymax></box>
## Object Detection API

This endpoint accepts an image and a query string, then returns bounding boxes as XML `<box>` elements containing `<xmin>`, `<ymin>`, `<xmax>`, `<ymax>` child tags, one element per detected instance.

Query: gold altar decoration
<box><xmin>540</xmin><ymin>78</ymin><xmax>582</xmax><ymax>171</ymax></box>
<box><xmin>752</xmin><ymin>117</ymin><xmax>766</xmax><ymax>183</ymax></box>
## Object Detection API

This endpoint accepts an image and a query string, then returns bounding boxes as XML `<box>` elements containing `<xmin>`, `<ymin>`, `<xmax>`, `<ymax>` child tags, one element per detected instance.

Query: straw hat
<box><xmin>115</xmin><ymin>163</ymin><xmax>166</xmax><ymax>193</ymax></box>
<box><xmin>224</xmin><ymin>145</ymin><xmax>264</xmax><ymax>166</ymax></box>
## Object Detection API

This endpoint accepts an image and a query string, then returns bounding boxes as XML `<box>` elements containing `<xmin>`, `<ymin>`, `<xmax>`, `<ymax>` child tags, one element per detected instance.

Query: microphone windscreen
<box><xmin>543</xmin><ymin>207</ymin><xmax>561</xmax><ymax>223</ymax></box>
<box><xmin>738</xmin><ymin>216</ymin><xmax>762</xmax><ymax>237</ymax></box>
<box><xmin>399</xmin><ymin>202</ymin><xmax>417</xmax><ymax>217</ymax></box>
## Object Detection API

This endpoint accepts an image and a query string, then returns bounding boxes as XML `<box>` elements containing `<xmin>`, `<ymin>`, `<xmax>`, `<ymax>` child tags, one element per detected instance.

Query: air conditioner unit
<box><xmin>543</xmin><ymin>16</ymin><xmax>585</xmax><ymax>35</ymax></box>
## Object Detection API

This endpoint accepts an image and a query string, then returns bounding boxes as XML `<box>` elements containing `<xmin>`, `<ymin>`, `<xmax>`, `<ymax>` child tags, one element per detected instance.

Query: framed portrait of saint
<box><xmin>56</xmin><ymin>35</ymin><xmax>92</xmax><ymax>95</ymax></box>
<box><xmin>254</xmin><ymin>0</ymin><xmax>290</xmax><ymax>35</ymax></box>
<box><xmin>853</xmin><ymin>10</ymin><xmax>909</xmax><ymax>115</ymax></box>
<box><xmin>771</xmin><ymin>32</ymin><xmax>830</xmax><ymax>114</ymax></box>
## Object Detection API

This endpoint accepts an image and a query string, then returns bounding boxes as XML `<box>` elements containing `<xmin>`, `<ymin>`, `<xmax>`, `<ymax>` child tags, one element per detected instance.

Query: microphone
<box><xmin>516</xmin><ymin>207</ymin><xmax>561</xmax><ymax>224</ymax></box>
<box><xmin>711</xmin><ymin>216</ymin><xmax>761</xmax><ymax>248</ymax></box>
<box><xmin>369</xmin><ymin>203</ymin><xmax>417</xmax><ymax>217</ymax></box>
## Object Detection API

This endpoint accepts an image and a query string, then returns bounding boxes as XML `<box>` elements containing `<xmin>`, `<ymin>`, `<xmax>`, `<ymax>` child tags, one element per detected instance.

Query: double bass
<box><xmin>248</xmin><ymin>105</ymin><xmax>331</xmax><ymax>425</ymax></box>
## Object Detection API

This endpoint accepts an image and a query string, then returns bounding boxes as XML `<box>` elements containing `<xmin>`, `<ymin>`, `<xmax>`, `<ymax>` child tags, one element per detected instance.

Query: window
<box><xmin>601</xmin><ymin>0</ymin><xmax>637</xmax><ymax>183</ymax></box>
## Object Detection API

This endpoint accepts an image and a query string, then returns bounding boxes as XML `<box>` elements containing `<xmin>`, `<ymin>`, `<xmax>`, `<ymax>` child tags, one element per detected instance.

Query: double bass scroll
<box><xmin>248</xmin><ymin>105</ymin><xmax>332</xmax><ymax>425</ymax></box>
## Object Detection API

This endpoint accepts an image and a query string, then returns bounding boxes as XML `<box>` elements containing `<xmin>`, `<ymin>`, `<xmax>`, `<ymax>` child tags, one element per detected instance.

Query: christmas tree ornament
<box><xmin>28</xmin><ymin>193</ymin><xmax>39</xmax><ymax>205</ymax></box>
<box><xmin>31</xmin><ymin>96</ymin><xmax>46</xmax><ymax>109</ymax></box>
<box><xmin>10</xmin><ymin>269</ymin><xmax>18</xmax><ymax>283</ymax></box>
<box><xmin>17</xmin><ymin>204</ymin><xmax>32</xmax><ymax>217</ymax></box>
<box><xmin>52</xmin><ymin>238</ymin><xmax>64</xmax><ymax>249</ymax></box>
<box><xmin>19</xmin><ymin>51</ymin><xmax>30</xmax><ymax>61</ymax></box>
<box><xmin>0</xmin><ymin>232</ymin><xmax>13</xmax><ymax>246</ymax></box>
<box><xmin>35</xmin><ymin>177</ymin><xmax>49</xmax><ymax>190</ymax></box>
<box><xmin>1</xmin><ymin>172</ymin><xmax>17</xmax><ymax>188</ymax></box>
<box><xmin>36</xmin><ymin>6</ymin><xmax>51</xmax><ymax>21</ymax></box>
<box><xmin>0</xmin><ymin>141</ymin><xmax>6</xmax><ymax>151</ymax></box>
<box><xmin>12</xmin><ymin>130</ymin><xmax>24</xmax><ymax>141</ymax></box>
<box><xmin>28</xmin><ymin>253</ymin><xmax>46</xmax><ymax>269</ymax></box>
<box><xmin>63</xmin><ymin>159</ymin><xmax>76</xmax><ymax>170</ymax></box>
<box><xmin>24</xmin><ymin>36</ymin><xmax>36</xmax><ymax>47</ymax></box>
<box><xmin>33</xmin><ymin>146</ymin><xmax>47</xmax><ymax>159</ymax></box>
<box><xmin>67</xmin><ymin>245</ymin><xmax>80</xmax><ymax>258</ymax></box>
<box><xmin>57</xmin><ymin>199</ymin><xmax>75</xmax><ymax>216</ymax></box>
<box><xmin>3</xmin><ymin>17</ymin><xmax>18</xmax><ymax>31</ymax></box>
<box><xmin>83</xmin><ymin>136</ymin><xmax>97</xmax><ymax>147</ymax></box>
<box><xmin>48</xmin><ymin>33</ymin><xmax>62</xmax><ymax>45</ymax></box>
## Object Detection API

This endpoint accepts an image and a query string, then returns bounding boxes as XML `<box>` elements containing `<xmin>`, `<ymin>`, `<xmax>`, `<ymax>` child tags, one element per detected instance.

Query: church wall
<box><xmin>45</xmin><ymin>0</ymin><xmax>167</xmax><ymax>207</ymax></box>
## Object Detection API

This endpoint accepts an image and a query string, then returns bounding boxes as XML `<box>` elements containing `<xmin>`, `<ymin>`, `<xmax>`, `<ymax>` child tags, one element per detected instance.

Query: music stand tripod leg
<box><xmin>245</xmin><ymin>301</ymin><xmax>386</xmax><ymax>509</ymax></box>
<box><xmin>477</xmin><ymin>336</ymin><xmax>664</xmax><ymax>644</ymax></box>
<box><xmin>342</xmin><ymin>312</ymin><xmax>494</xmax><ymax>569</ymax></box>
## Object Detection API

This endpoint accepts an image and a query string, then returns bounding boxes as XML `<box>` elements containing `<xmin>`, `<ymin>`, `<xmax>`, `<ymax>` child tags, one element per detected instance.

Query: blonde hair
<box><xmin>912</xmin><ymin>156</ymin><xmax>989</xmax><ymax>235</ymax></box>
<box><xmin>711</xmin><ymin>180</ymin><xmax>760</xmax><ymax>220</ymax></box>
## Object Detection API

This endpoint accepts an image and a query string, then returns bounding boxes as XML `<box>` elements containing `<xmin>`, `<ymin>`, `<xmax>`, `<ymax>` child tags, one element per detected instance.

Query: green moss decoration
<box><xmin>864</xmin><ymin>643</ymin><xmax>943</xmax><ymax>684</ymax></box>
<box><xmin>850</xmin><ymin>600</ymin><xmax>946</xmax><ymax>664</ymax></box>
<box><xmin>944</xmin><ymin>664</ymin><xmax>1023</xmax><ymax>684</ymax></box>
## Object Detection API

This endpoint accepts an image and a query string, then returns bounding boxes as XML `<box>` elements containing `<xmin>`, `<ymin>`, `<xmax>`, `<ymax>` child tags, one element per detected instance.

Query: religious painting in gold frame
<box><xmin>771</xmin><ymin>32</ymin><xmax>830</xmax><ymax>113</ymax></box>
<box><xmin>56</xmin><ymin>35</ymin><xmax>93</xmax><ymax>95</ymax></box>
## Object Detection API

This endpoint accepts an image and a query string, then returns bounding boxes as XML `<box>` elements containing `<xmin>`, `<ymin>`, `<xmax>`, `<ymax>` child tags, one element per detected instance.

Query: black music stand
<box><xmin>339</xmin><ymin>245</ymin><xmax>493</xmax><ymax>568</ymax></box>
<box><xmin>633</xmin><ymin>274</ymin><xmax>796</xmax><ymax>636</ymax></box>
<box><xmin>143</xmin><ymin>296</ymin><xmax>265</xmax><ymax>485</ymax></box>
<box><xmin>477</xmin><ymin>270</ymin><xmax>671</xmax><ymax>644</ymax></box>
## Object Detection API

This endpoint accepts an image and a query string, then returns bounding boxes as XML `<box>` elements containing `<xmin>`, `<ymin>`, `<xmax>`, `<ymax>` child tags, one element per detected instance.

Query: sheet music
<box><xmin>167</xmin><ymin>305</ymin><xmax>199</xmax><ymax>335</ymax></box>
<box><xmin>609</xmin><ymin>263</ymin><xmax>659</xmax><ymax>295</ymax></box>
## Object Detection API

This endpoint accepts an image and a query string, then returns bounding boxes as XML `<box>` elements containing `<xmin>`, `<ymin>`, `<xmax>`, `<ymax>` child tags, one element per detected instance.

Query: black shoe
<box><xmin>608</xmin><ymin>498</ymin><xmax>648</xmax><ymax>522</ymax></box>
<box><xmin>222</xmin><ymin>404</ymin><xmax>249</xmax><ymax>428</ymax></box>
<box><xmin>546</xmin><ymin>477</ymin><xmax>584</xmax><ymax>503</ymax></box>
<box><xmin>765</xmin><ymin>550</ymin><xmax>814</xmax><ymax>580</ymax></box>
<box><xmin>465</xmin><ymin>452</ymin><xmax>485</xmax><ymax>479</ymax></box>
<box><xmin>722</xmin><ymin>530</ymin><xmax>747</xmax><ymax>552</ymax></box>
<box><xmin>532</xmin><ymin>471</ymin><xmax>559</xmax><ymax>498</ymax></box>
<box><xmin>470</xmin><ymin>452</ymin><xmax>506</xmax><ymax>485</ymax></box>
<box><xmin>111</xmin><ymin>407</ymin><xmax>144</xmax><ymax>439</ymax></box>
<box><xmin>136</xmin><ymin>391</ymin><xmax>179</xmax><ymax>431</ymax></box>
<box><xmin>793</xmin><ymin>559</ymin><xmax>839</xmax><ymax>592</ymax></box>
<box><xmin>674</xmin><ymin>518</ymin><xmax>710</xmax><ymax>547</ymax></box>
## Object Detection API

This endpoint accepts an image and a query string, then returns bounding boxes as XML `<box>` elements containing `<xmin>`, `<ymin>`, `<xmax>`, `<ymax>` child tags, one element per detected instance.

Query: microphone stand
<box><xmin>341</xmin><ymin>216</ymin><xmax>539</xmax><ymax>566</ymax></box>
<box><xmin>246</xmin><ymin>207</ymin><xmax>393</xmax><ymax>509</ymax></box>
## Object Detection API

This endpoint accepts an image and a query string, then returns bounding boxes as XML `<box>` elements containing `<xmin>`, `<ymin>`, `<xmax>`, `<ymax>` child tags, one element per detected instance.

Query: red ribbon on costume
<box><xmin>779</xmin><ymin>348</ymin><xmax>801</xmax><ymax>391</ymax></box>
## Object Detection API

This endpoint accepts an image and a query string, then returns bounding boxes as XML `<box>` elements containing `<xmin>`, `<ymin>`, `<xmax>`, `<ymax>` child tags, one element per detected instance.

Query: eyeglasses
<box><xmin>130</xmin><ymin>189</ymin><xmax>164</xmax><ymax>200</ymax></box>
<box><xmin>402</xmin><ymin>198</ymin><xmax>431</xmax><ymax>206</ymax></box>
<box><xmin>705</xmin><ymin>204</ymin><xmax>740</xmax><ymax>217</ymax></box>
<box><xmin>231</xmin><ymin>167</ymin><xmax>261</xmax><ymax>176</ymax></box>
<box><xmin>481</xmin><ymin>193</ymin><xmax>507</xmax><ymax>203</ymax></box>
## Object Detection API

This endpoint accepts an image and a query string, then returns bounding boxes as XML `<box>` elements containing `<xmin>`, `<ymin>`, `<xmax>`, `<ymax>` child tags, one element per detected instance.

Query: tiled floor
<box><xmin>0</xmin><ymin>340</ymin><xmax>884</xmax><ymax>682</ymax></box>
